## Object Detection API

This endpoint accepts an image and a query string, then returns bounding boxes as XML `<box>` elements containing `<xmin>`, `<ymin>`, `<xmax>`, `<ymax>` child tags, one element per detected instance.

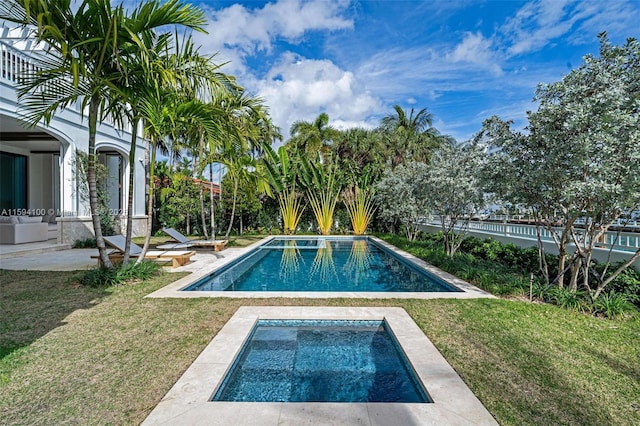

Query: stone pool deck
<box><xmin>142</xmin><ymin>306</ymin><xmax>498</xmax><ymax>426</ymax></box>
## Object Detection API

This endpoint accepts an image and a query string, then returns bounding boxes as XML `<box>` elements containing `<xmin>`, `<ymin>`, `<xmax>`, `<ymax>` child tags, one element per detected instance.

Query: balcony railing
<box><xmin>419</xmin><ymin>216</ymin><xmax>640</xmax><ymax>253</ymax></box>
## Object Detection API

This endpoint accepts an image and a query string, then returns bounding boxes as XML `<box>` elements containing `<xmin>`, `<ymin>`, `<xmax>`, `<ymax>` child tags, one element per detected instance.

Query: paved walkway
<box><xmin>0</xmin><ymin>248</ymin><xmax>97</xmax><ymax>271</ymax></box>
<box><xmin>0</xmin><ymin>245</ymin><xmax>240</xmax><ymax>272</ymax></box>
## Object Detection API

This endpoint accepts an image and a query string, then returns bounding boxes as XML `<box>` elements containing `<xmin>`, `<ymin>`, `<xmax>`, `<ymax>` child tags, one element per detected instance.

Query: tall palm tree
<box><xmin>381</xmin><ymin>105</ymin><xmax>435</xmax><ymax>134</ymax></box>
<box><xmin>2</xmin><ymin>0</ymin><xmax>210</xmax><ymax>266</ymax></box>
<box><xmin>380</xmin><ymin>105</ymin><xmax>442</xmax><ymax>167</ymax></box>
<box><xmin>122</xmin><ymin>30</ymin><xmax>237</xmax><ymax>260</ymax></box>
<box><xmin>289</xmin><ymin>112</ymin><xmax>340</xmax><ymax>160</ymax></box>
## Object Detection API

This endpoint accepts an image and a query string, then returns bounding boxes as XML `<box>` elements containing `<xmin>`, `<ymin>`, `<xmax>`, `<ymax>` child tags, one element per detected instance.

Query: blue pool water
<box><xmin>186</xmin><ymin>237</ymin><xmax>460</xmax><ymax>292</ymax></box>
<box><xmin>212</xmin><ymin>320</ymin><xmax>431</xmax><ymax>403</ymax></box>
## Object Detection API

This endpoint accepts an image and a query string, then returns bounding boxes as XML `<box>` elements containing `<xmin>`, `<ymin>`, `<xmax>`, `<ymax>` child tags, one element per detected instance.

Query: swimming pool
<box><xmin>184</xmin><ymin>236</ymin><xmax>461</xmax><ymax>293</ymax></box>
<box><xmin>213</xmin><ymin>319</ymin><xmax>430</xmax><ymax>403</ymax></box>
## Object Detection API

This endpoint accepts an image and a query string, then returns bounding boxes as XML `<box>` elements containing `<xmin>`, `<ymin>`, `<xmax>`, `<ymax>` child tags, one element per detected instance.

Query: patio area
<box><xmin>0</xmin><ymin>240</ymin><xmax>241</xmax><ymax>272</ymax></box>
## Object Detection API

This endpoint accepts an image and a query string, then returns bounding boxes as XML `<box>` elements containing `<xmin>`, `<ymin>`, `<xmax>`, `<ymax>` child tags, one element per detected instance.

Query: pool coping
<box><xmin>142</xmin><ymin>306</ymin><xmax>498</xmax><ymax>425</ymax></box>
<box><xmin>145</xmin><ymin>236</ymin><xmax>495</xmax><ymax>299</ymax></box>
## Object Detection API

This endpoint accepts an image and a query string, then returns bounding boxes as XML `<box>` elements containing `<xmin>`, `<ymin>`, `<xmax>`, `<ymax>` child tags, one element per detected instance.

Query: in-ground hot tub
<box><xmin>213</xmin><ymin>319</ymin><xmax>430</xmax><ymax>403</ymax></box>
<box><xmin>142</xmin><ymin>307</ymin><xmax>498</xmax><ymax>425</ymax></box>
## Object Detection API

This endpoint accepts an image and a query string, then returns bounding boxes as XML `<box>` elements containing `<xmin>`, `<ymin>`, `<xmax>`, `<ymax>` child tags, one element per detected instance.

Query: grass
<box><xmin>1</xmin><ymin>267</ymin><xmax>639</xmax><ymax>425</ymax></box>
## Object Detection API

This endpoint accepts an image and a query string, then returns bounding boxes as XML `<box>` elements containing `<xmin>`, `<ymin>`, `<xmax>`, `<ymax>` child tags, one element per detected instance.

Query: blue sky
<box><xmin>189</xmin><ymin>0</ymin><xmax>640</xmax><ymax>142</ymax></box>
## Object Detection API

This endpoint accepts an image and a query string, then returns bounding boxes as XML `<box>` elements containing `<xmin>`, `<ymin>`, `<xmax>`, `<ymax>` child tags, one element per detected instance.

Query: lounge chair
<box><xmin>158</xmin><ymin>228</ymin><xmax>228</xmax><ymax>252</ymax></box>
<box><xmin>92</xmin><ymin>235</ymin><xmax>196</xmax><ymax>268</ymax></box>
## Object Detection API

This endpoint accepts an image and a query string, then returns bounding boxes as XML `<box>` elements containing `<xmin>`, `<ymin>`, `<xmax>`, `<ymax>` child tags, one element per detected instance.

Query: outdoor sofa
<box><xmin>0</xmin><ymin>215</ymin><xmax>49</xmax><ymax>244</ymax></box>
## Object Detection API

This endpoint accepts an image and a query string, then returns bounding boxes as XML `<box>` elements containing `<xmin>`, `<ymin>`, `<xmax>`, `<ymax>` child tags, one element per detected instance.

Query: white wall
<box><xmin>28</xmin><ymin>153</ymin><xmax>54</xmax><ymax>210</ymax></box>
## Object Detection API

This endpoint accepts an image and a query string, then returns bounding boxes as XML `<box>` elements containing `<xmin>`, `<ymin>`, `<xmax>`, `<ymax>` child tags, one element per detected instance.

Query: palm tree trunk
<box><xmin>123</xmin><ymin>119</ymin><xmax>138</xmax><ymax>264</ymax></box>
<box><xmin>88</xmin><ymin>95</ymin><xmax>112</xmax><ymax>268</ymax></box>
<box><xmin>224</xmin><ymin>177</ymin><xmax>239</xmax><ymax>239</ymax></box>
<box><xmin>138</xmin><ymin>142</ymin><xmax>156</xmax><ymax>263</ymax></box>
<box><xmin>210</xmin><ymin>162</ymin><xmax>216</xmax><ymax>240</ymax></box>
<box><xmin>198</xmin><ymin>134</ymin><xmax>209</xmax><ymax>239</ymax></box>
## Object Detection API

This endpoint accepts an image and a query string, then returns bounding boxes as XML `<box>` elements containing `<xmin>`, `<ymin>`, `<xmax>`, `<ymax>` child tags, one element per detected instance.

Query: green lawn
<box><xmin>1</xmin><ymin>253</ymin><xmax>639</xmax><ymax>424</ymax></box>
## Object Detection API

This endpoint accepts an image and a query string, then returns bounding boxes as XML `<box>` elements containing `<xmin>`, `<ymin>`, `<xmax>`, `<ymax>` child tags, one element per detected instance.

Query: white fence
<box><xmin>418</xmin><ymin>218</ymin><xmax>640</xmax><ymax>268</ymax></box>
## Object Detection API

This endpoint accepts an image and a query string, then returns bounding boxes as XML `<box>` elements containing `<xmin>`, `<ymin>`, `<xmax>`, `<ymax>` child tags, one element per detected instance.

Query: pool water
<box><xmin>186</xmin><ymin>237</ymin><xmax>460</xmax><ymax>292</ymax></box>
<box><xmin>212</xmin><ymin>320</ymin><xmax>431</xmax><ymax>403</ymax></box>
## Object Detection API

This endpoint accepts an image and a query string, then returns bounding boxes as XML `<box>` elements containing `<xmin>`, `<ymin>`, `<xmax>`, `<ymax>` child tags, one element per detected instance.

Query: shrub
<box><xmin>74</xmin><ymin>260</ymin><xmax>161</xmax><ymax>287</ymax></box>
<box><xmin>592</xmin><ymin>293</ymin><xmax>634</xmax><ymax>319</ymax></box>
<box><xmin>602</xmin><ymin>265</ymin><xmax>640</xmax><ymax>309</ymax></box>
<box><xmin>72</xmin><ymin>238</ymin><xmax>97</xmax><ymax>248</ymax></box>
<box><xmin>546</xmin><ymin>287</ymin><xmax>590</xmax><ymax>312</ymax></box>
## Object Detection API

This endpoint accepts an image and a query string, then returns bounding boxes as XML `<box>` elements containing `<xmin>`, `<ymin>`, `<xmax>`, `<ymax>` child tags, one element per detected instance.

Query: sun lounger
<box><xmin>92</xmin><ymin>235</ymin><xmax>195</xmax><ymax>268</ymax></box>
<box><xmin>158</xmin><ymin>228</ymin><xmax>228</xmax><ymax>252</ymax></box>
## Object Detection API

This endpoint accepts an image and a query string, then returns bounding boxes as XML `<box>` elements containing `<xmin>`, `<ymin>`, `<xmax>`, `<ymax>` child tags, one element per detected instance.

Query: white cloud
<box><xmin>446</xmin><ymin>31</ymin><xmax>502</xmax><ymax>75</ymax></box>
<box><xmin>498</xmin><ymin>0</ymin><xmax>639</xmax><ymax>57</ymax></box>
<box><xmin>249</xmin><ymin>53</ymin><xmax>382</xmax><ymax>137</ymax></box>
<box><xmin>194</xmin><ymin>0</ymin><xmax>352</xmax><ymax>60</ymax></box>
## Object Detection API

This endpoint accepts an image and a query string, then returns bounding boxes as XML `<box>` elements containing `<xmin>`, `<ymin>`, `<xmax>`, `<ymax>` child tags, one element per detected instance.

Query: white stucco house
<box><xmin>0</xmin><ymin>20</ymin><xmax>147</xmax><ymax>245</ymax></box>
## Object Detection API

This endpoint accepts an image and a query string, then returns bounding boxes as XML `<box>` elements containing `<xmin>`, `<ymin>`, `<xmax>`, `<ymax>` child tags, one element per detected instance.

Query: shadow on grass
<box><xmin>0</xmin><ymin>269</ymin><xmax>110</xmax><ymax>362</ymax></box>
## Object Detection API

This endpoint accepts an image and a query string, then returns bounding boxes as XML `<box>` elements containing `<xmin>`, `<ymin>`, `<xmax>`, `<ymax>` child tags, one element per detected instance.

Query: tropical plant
<box><xmin>289</xmin><ymin>112</ymin><xmax>340</xmax><ymax>160</ymax></box>
<box><xmin>342</xmin><ymin>184</ymin><xmax>376</xmax><ymax>235</ymax></box>
<box><xmin>592</xmin><ymin>293</ymin><xmax>633</xmax><ymax>319</ymax></box>
<box><xmin>546</xmin><ymin>287</ymin><xmax>590</xmax><ymax>312</ymax></box>
<box><xmin>300</xmin><ymin>156</ymin><xmax>340</xmax><ymax>235</ymax></box>
<box><xmin>380</xmin><ymin>105</ymin><xmax>443</xmax><ymax>167</ymax></box>
<box><xmin>2</xmin><ymin>0</ymin><xmax>216</xmax><ymax>266</ymax></box>
<box><xmin>261</xmin><ymin>144</ymin><xmax>305</xmax><ymax>234</ymax></box>
<box><xmin>159</xmin><ymin>170</ymin><xmax>202</xmax><ymax>235</ymax></box>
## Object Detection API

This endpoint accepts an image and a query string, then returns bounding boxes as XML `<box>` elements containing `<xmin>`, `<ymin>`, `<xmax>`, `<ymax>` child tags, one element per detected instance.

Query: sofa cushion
<box><xmin>18</xmin><ymin>216</ymin><xmax>44</xmax><ymax>224</ymax></box>
<box><xmin>0</xmin><ymin>216</ymin><xmax>21</xmax><ymax>224</ymax></box>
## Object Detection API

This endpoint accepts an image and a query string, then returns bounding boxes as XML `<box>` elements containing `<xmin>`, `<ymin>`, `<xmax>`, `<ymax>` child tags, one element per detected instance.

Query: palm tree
<box><xmin>380</xmin><ymin>105</ymin><xmax>442</xmax><ymax>167</ymax></box>
<box><xmin>2</xmin><ymin>0</ymin><xmax>210</xmax><ymax>266</ymax></box>
<box><xmin>381</xmin><ymin>105</ymin><xmax>435</xmax><ymax>134</ymax></box>
<box><xmin>124</xmin><ymin>29</ymin><xmax>238</xmax><ymax>260</ymax></box>
<box><xmin>330</xmin><ymin>128</ymin><xmax>386</xmax><ymax>185</ymax></box>
<box><xmin>289</xmin><ymin>112</ymin><xmax>340</xmax><ymax>160</ymax></box>
<box><xmin>209</xmin><ymin>93</ymin><xmax>273</xmax><ymax>239</ymax></box>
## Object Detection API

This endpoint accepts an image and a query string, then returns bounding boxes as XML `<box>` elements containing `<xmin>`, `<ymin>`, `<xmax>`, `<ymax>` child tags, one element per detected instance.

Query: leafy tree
<box><xmin>479</xmin><ymin>34</ymin><xmax>640</xmax><ymax>297</ymax></box>
<box><xmin>159</xmin><ymin>170</ymin><xmax>201</xmax><ymax>235</ymax></box>
<box><xmin>419</xmin><ymin>144</ymin><xmax>485</xmax><ymax>256</ymax></box>
<box><xmin>375</xmin><ymin>162</ymin><xmax>431</xmax><ymax>241</ymax></box>
<box><xmin>219</xmin><ymin>174</ymin><xmax>262</xmax><ymax>235</ymax></box>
